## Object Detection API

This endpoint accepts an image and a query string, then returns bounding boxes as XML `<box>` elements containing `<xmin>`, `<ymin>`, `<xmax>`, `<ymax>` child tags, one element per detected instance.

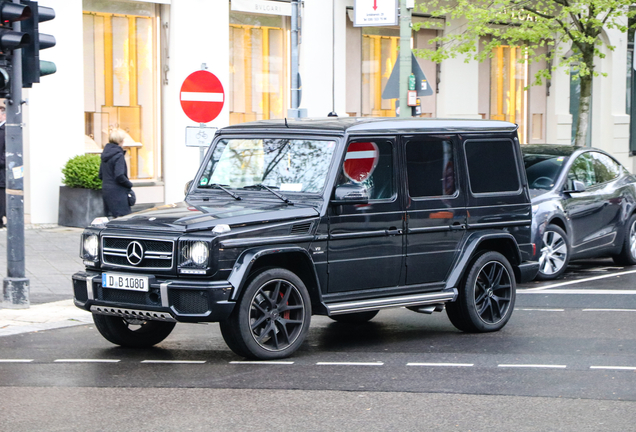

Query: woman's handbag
<box><xmin>127</xmin><ymin>189</ymin><xmax>136</xmax><ymax>207</ymax></box>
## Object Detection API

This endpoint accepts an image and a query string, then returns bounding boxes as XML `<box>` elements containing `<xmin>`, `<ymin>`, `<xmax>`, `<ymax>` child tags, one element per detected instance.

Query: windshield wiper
<box><xmin>200</xmin><ymin>183</ymin><xmax>242</xmax><ymax>200</ymax></box>
<box><xmin>243</xmin><ymin>183</ymin><xmax>293</xmax><ymax>205</ymax></box>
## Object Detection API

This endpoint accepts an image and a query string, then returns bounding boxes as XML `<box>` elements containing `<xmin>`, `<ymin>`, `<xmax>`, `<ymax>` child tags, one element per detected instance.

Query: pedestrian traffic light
<box><xmin>20</xmin><ymin>0</ymin><xmax>55</xmax><ymax>88</ymax></box>
<box><xmin>0</xmin><ymin>1</ymin><xmax>31</xmax><ymax>97</ymax></box>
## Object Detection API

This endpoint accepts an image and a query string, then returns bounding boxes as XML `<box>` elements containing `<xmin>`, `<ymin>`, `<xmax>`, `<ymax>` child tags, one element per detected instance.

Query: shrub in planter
<box><xmin>59</xmin><ymin>154</ymin><xmax>105</xmax><ymax>228</ymax></box>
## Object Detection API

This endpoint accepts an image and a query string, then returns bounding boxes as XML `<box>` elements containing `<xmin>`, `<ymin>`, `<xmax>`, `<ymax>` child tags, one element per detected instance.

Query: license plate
<box><xmin>102</xmin><ymin>273</ymin><xmax>149</xmax><ymax>292</ymax></box>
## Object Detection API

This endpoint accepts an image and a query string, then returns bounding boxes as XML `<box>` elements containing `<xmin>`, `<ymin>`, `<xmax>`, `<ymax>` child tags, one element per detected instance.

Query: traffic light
<box><xmin>0</xmin><ymin>1</ymin><xmax>31</xmax><ymax>97</ymax></box>
<box><xmin>20</xmin><ymin>0</ymin><xmax>54</xmax><ymax>88</ymax></box>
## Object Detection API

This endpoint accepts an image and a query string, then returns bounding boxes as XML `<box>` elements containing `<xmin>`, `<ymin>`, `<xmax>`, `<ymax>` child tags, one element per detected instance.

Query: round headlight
<box><xmin>83</xmin><ymin>234</ymin><xmax>99</xmax><ymax>258</ymax></box>
<box><xmin>190</xmin><ymin>241</ymin><xmax>209</xmax><ymax>265</ymax></box>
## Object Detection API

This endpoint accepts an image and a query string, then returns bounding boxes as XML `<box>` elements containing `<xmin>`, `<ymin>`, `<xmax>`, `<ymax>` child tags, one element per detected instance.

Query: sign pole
<box><xmin>398</xmin><ymin>0</ymin><xmax>411</xmax><ymax>118</ymax></box>
<box><xmin>3</xmin><ymin>15</ymin><xmax>29</xmax><ymax>308</ymax></box>
<box><xmin>288</xmin><ymin>0</ymin><xmax>300</xmax><ymax>118</ymax></box>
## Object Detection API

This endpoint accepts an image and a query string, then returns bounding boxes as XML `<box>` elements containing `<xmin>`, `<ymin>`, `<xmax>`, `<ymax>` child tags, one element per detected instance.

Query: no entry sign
<box><xmin>344</xmin><ymin>142</ymin><xmax>379</xmax><ymax>182</ymax></box>
<box><xmin>180</xmin><ymin>70</ymin><xmax>225</xmax><ymax>123</ymax></box>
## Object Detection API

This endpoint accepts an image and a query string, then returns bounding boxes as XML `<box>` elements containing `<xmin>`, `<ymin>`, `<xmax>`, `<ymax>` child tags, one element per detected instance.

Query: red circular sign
<box><xmin>180</xmin><ymin>70</ymin><xmax>225</xmax><ymax>123</ymax></box>
<box><xmin>344</xmin><ymin>142</ymin><xmax>379</xmax><ymax>183</ymax></box>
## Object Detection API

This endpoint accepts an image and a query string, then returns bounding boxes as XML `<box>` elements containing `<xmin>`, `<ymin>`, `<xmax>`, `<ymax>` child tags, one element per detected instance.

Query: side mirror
<box><xmin>565</xmin><ymin>180</ymin><xmax>586</xmax><ymax>193</ymax></box>
<box><xmin>184</xmin><ymin>180</ymin><xmax>193</xmax><ymax>195</ymax></box>
<box><xmin>331</xmin><ymin>184</ymin><xmax>369</xmax><ymax>204</ymax></box>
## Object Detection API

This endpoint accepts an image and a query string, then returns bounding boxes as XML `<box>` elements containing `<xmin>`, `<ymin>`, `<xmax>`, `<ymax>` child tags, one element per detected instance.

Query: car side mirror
<box><xmin>184</xmin><ymin>180</ymin><xmax>193</xmax><ymax>195</ymax></box>
<box><xmin>565</xmin><ymin>180</ymin><xmax>586</xmax><ymax>193</ymax></box>
<box><xmin>331</xmin><ymin>184</ymin><xmax>369</xmax><ymax>204</ymax></box>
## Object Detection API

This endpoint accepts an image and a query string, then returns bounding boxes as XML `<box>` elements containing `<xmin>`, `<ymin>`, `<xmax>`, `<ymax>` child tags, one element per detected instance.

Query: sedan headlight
<box><xmin>179</xmin><ymin>240</ymin><xmax>210</xmax><ymax>274</ymax></box>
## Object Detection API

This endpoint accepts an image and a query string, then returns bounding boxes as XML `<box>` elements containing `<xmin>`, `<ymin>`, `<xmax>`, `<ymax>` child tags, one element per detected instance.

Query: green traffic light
<box><xmin>39</xmin><ymin>60</ymin><xmax>55</xmax><ymax>77</ymax></box>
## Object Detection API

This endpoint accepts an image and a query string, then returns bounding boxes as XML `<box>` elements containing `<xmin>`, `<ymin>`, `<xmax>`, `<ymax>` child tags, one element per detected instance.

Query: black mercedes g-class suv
<box><xmin>73</xmin><ymin>118</ymin><xmax>538</xmax><ymax>359</ymax></box>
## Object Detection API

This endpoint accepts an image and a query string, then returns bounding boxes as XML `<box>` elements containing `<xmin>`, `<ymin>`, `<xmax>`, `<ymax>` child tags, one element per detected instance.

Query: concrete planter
<box><xmin>58</xmin><ymin>186</ymin><xmax>105</xmax><ymax>228</ymax></box>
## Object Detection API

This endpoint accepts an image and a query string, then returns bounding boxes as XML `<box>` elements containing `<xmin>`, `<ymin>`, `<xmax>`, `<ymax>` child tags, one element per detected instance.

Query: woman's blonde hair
<box><xmin>109</xmin><ymin>128</ymin><xmax>127</xmax><ymax>145</ymax></box>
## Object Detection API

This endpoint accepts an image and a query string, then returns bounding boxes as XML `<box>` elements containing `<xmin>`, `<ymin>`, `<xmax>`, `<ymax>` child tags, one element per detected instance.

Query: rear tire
<box><xmin>329</xmin><ymin>310</ymin><xmax>378</xmax><ymax>323</ymax></box>
<box><xmin>613</xmin><ymin>214</ymin><xmax>636</xmax><ymax>266</ymax></box>
<box><xmin>536</xmin><ymin>224</ymin><xmax>570</xmax><ymax>281</ymax></box>
<box><xmin>92</xmin><ymin>314</ymin><xmax>175</xmax><ymax>348</ymax></box>
<box><xmin>446</xmin><ymin>251</ymin><xmax>516</xmax><ymax>333</ymax></box>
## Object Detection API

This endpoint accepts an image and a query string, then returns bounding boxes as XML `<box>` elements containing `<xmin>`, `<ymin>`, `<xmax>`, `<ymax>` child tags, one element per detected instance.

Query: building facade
<box><xmin>22</xmin><ymin>0</ymin><xmax>633</xmax><ymax>224</ymax></box>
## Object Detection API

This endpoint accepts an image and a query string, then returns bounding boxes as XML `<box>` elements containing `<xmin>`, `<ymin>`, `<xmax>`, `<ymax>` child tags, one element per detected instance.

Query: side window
<box><xmin>567</xmin><ymin>153</ymin><xmax>596</xmax><ymax>188</ymax></box>
<box><xmin>337</xmin><ymin>139</ymin><xmax>394</xmax><ymax>200</ymax></box>
<box><xmin>406</xmin><ymin>138</ymin><xmax>455</xmax><ymax>198</ymax></box>
<box><xmin>464</xmin><ymin>139</ymin><xmax>520</xmax><ymax>194</ymax></box>
<box><xmin>591</xmin><ymin>152</ymin><xmax>621</xmax><ymax>184</ymax></box>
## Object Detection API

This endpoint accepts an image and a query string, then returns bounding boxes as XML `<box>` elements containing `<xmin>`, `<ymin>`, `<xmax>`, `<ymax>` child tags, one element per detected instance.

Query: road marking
<box><xmin>141</xmin><ymin>360</ymin><xmax>206</xmax><ymax>364</ymax></box>
<box><xmin>520</xmin><ymin>269</ymin><xmax>636</xmax><ymax>292</ymax></box>
<box><xmin>498</xmin><ymin>364</ymin><xmax>567</xmax><ymax>369</ymax></box>
<box><xmin>229</xmin><ymin>361</ymin><xmax>294</xmax><ymax>365</ymax></box>
<box><xmin>515</xmin><ymin>308</ymin><xmax>565</xmax><ymax>312</ymax></box>
<box><xmin>590</xmin><ymin>366</ymin><xmax>636</xmax><ymax>371</ymax></box>
<box><xmin>0</xmin><ymin>359</ymin><xmax>33</xmax><ymax>363</ymax></box>
<box><xmin>583</xmin><ymin>308</ymin><xmax>636</xmax><ymax>312</ymax></box>
<box><xmin>519</xmin><ymin>289</ymin><xmax>636</xmax><ymax>295</ymax></box>
<box><xmin>54</xmin><ymin>359</ymin><xmax>120</xmax><ymax>363</ymax></box>
<box><xmin>407</xmin><ymin>362</ymin><xmax>473</xmax><ymax>367</ymax></box>
<box><xmin>316</xmin><ymin>362</ymin><xmax>384</xmax><ymax>366</ymax></box>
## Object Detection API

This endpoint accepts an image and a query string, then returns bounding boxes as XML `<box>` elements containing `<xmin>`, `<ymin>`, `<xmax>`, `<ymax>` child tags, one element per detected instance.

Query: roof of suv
<box><xmin>220</xmin><ymin>117</ymin><xmax>518</xmax><ymax>134</ymax></box>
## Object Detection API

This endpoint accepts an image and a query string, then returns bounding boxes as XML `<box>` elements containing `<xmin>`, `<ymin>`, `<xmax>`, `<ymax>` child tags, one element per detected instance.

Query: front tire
<box><xmin>536</xmin><ymin>224</ymin><xmax>570</xmax><ymax>281</ymax></box>
<box><xmin>446</xmin><ymin>251</ymin><xmax>516</xmax><ymax>333</ymax></box>
<box><xmin>613</xmin><ymin>213</ymin><xmax>636</xmax><ymax>266</ymax></box>
<box><xmin>92</xmin><ymin>314</ymin><xmax>176</xmax><ymax>348</ymax></box>
<box><xmin>220</xmin><ymin>268</ymin><xmax>311</xmax><ymax>360</ymax></box>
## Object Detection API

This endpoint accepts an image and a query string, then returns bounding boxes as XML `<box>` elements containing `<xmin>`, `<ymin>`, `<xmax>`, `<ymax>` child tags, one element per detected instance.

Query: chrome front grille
<box><xmin>102</xmin><ymin>236</ymin><xmax>174</xmax><ymax>270</ymax></box>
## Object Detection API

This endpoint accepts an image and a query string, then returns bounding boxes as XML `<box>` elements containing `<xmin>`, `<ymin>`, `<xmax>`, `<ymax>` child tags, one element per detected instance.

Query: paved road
<box><xmin>2</xmin><ymin>258</ymin><xmax>636</xmax><ymax>430</ymax></box>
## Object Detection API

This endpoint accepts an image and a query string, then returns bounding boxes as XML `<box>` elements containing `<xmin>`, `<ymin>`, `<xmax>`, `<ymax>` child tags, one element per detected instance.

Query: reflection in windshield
<box><xmin>524</xmin><ymin>154</ymin><xmax>569</xmax><ymax>190</ymax></box>
<box><xmin>198</xmin><ymin>138</ymin><xmax>337</xmax><ymax>194</ymax></box>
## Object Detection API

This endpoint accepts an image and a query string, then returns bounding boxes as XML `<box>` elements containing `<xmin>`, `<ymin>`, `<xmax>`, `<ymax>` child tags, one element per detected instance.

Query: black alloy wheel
<box><xmin>92</xmin><ymin>314</ymin><xmax>176</xmax><ymax>348</ymax></box>
<box><xmin>220</xmin><ymin>268</ymin><xmax>311</xmax><ymax>360</ymax></box>
<box><xmin>446</xmin><ymin>251</ymin><xmax>516</xmax><ymax>332</ymax></box>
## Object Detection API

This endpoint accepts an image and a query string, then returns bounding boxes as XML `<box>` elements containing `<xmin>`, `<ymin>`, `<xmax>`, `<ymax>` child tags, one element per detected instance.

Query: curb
<box><xmin>0</xmin><ymin>299</ymin><xmax>93</xmax><ymax>337</ymax></box>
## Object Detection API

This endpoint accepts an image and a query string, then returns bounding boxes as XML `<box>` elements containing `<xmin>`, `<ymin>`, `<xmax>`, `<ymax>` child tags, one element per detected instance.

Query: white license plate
<box><xmin>102</xmin><ymin>273</ymin><xmax>149</xmax><ymax>292</ymax></box>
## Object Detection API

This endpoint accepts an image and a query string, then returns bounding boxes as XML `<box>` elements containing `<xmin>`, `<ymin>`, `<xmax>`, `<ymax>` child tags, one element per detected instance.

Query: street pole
<box><xmin>398</xmin><ymin>0</ymin><xmax>411</xmax><ymax>118</ymax></box>
<box><xmin>289</xmin><ymin>0</ymin><xmax>300</xmax><ymax>119</ymax></box>
<box><xmin>2</xmin><ymin>12</ymin><xmax>28</xmax><ymax>308</ymax></box>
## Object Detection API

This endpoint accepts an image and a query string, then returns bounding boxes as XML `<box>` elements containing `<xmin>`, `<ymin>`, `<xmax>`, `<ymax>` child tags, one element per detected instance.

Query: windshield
<box><xmin>523</xmin><ymin>154</ymin><xmax>569</xmax><ymax>190</ymax></box>
<box><xmin>198</xmin><ymin>138</ymin><xmax>337</xmax><ymax>194</ymax></box>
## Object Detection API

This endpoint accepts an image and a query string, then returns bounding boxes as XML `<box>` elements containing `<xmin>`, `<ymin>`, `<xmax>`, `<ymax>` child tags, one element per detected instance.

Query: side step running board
<box><xmin>325</xmin><ymin>289</ymin><xmax>458</xmax><ymax>316</ymax></box>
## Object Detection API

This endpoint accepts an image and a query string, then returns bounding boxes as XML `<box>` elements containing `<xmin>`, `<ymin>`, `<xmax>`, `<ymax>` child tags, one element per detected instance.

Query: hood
<box><xmin>529</xmin><ymin>188</ymin><xmax>551</xmax><ymax>200</ymax></box>
<box><xmin>103</xmin><ymin>200</ymin><xmax>320</xmax><ymax>232</ymax></box>
<box><xmin>101</xmin><ymin>143</ymin><xmax>124</xmax><ymax>163</ymax></box>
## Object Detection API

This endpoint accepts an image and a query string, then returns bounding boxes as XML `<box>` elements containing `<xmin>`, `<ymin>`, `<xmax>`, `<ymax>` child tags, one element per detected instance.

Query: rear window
<box><xmin>465</xmin><ymin>139</ymin><xmax>520</xmax><ymax>194</ymax></box>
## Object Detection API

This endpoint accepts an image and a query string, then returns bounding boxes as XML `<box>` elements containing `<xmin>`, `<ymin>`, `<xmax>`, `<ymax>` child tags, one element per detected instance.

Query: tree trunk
<box><xmin>574</xmin><ymin>49</ymin><xmax>594</xmax><ymax>147</ymax></box>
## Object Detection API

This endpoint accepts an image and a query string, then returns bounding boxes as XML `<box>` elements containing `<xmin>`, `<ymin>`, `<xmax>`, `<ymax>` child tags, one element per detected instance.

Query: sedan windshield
<box><xmin>523</xmin><ymin>154</ymin><xmax>569</xmax><ymax>190</ymax></box>
<box><xmin>198</xmin><ymin>138</ymin><xmax>337</xmax><ymax>194</ymax></box>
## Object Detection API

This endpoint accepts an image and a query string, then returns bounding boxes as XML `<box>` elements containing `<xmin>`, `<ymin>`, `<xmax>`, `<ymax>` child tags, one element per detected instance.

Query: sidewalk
<box><xmin>0</xmin><ymin>225</ymin><xmax>90</xmax><ymax>336</ymax></box>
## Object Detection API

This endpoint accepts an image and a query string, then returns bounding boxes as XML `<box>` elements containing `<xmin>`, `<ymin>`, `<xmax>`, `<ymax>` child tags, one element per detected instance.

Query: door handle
<box><xmin>385</xmin><ymin>228</ymin><xmax>402</xmax><ymax>236</ymax></box>
<box><xmin>449</xmin><ymin>222</ymin><xmax>466</xmax><ymax>230</ymax></box>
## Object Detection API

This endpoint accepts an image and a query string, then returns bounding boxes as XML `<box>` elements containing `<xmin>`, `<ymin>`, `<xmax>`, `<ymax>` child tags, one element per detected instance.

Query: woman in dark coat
<box><xmin>99</xmin><ymin>128</ymin><xmax>133</xmax><ymax>217</ymax></box>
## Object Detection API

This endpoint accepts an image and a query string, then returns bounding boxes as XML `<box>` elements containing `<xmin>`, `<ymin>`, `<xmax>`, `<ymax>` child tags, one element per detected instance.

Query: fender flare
<box><xmin>227</xmin><ymin>246</ymin><xmax>318</xmax><ymax>301</ymax></box>
<box><xmin>445</xmin><ymin>231</ymin><xmax>521</xmax><ymax>290</ymax></box>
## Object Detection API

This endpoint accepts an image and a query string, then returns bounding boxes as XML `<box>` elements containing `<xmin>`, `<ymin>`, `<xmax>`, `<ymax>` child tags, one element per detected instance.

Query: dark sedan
<box><xmin>522</xmin><ymin>144</ymin><xmax>636</xmax><ymax>280</ymax></box>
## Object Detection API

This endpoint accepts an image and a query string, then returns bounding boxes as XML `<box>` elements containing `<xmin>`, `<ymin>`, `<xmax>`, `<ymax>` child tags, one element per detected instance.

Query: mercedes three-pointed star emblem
<box><xmin>126</xmin><ymin>241</ymin><xmax>144</xmax><ymax>266</ymax></box>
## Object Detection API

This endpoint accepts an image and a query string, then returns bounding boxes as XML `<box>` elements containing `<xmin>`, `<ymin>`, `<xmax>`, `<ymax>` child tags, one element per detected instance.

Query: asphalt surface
<box><xmin>1</xmin><ymin>227</ymin><xmax>636</xmax><ymax>430</ymax></box>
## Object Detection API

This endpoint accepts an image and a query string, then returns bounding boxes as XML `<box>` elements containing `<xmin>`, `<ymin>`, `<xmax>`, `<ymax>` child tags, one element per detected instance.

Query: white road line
<box><xmin>407</xmin><ymin>362</ymin><xmax>474</xmax><ymax>367</ymax></box>
<box><xmin>515</xmin><ymin>308</ymin><xmax>565</xmax><ymax>312</ymax></box>
<box><xmin>141</xmin><ymin>360</ymin><xmax>206</xmax><ymax>364</ymax></box>
<box><xmin>520</xmin><ymin>269</ymin><xmax>636</xmax><ymax>292</ymax></box>
<box><xmin>54</xmin><ymin>359</ymin><xmax>120</xmax><ymax>363</ymax></box>
<box><xmin>519</xmin><ymin>289</ymin><xmax>636</xmax><ymax>295</ymax></box>
<box><xmin>498</xmin><ymin>364</ymin><xmax>567</xmax><ymax>369</ymax></box>
<box><xmin>590</xmin><ymin>366</ymin><xmax>636</xmax><ymax>371</ymax></box>
<box><xmin>583</xmin><ymin>308</ymin><xmax>636</xmax><ymax>312</ymax></box>
<box><xmin>229</xmin><ymin>361</ymin><xmax>294</xmax><ymax>365</ymax></box>
<box><xmin>0</xmin><ymin>359</ymin><xmax>33</xmax><ymax>363</ymax></box>
<box><xmin>316</xmin><ymin>362</ymin><xmax>384</xmax><ymax>366</ymax></box>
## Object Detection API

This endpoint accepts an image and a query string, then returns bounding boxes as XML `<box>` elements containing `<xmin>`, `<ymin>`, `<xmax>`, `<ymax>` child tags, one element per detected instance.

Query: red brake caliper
<box><xmin>280</xmin><ymin>292</ymin><xmax>290</xmax><ymax>320</ymax></box>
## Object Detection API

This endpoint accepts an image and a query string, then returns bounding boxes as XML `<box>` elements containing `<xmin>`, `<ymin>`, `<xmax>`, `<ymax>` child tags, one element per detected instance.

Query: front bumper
<box><xmin>72</xmin><ymin>271</ymin><xmax>235</xmax><ymax>323</ymax></box>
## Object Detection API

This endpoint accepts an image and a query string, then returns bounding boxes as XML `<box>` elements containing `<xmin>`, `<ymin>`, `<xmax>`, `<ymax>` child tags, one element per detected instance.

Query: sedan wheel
<box><xmin>537</xmin><ymin>224</ymin><xmax>570</xmax><ymax>280</ymax></box>
<box><xmin>613</xmin><ymin>214</ymin><xmax>636</xmax><ymax>266</ymax></box>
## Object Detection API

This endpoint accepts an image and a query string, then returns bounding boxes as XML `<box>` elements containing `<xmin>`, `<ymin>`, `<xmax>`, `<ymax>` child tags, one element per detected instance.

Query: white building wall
<box><xmin>24</xmin><ymin>0</ymin><xmax>85</xmax><ymax>224</ymax></box>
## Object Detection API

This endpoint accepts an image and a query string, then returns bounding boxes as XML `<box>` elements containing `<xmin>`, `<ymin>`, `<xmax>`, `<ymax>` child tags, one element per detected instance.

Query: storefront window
<box><xmin>83</xmin><ymin>0</ymin><xmax>160</xmax><ymax>180</ymax></box>
<box><xmin>229</xmin><ymin>12</ymin><xmax>290</xmax><ymax>125</ymax></box>
<box><xmin>490</xmin><ymin>46</ymin><xmax>528</xmax><ymax>143</ymax></box>
<box><xmin>361</xmin><ymin>27</ymin><xmax>399</xmax><ymax>117</ymax></box>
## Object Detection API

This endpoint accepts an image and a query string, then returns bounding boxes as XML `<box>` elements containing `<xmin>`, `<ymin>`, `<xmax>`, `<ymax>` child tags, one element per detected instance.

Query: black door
<box><xmin>327</xmin><ymin>137</ymin><xmax>405</xmax><ymax>293</ymax></box>
<box><xmin>404</xmin><ymin>134</ymin><xmax>467</xmax><ymax>285</ymax></box>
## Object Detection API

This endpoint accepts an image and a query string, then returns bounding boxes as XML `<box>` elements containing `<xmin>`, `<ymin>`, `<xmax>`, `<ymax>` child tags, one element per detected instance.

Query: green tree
<box><xmin>414</xmin><ymin>0</ymin><xmax>635</xmax><ymax>146</ymax></box>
